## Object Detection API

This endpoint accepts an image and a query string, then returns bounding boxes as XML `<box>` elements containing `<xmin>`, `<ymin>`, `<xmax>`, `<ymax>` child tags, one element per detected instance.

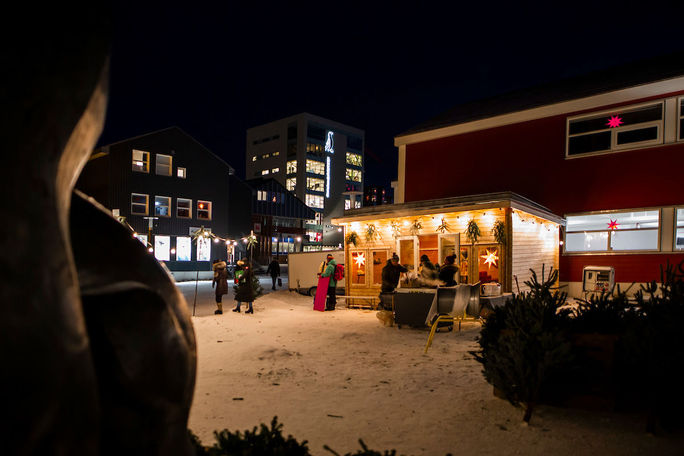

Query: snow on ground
<box><xmin>179</xmin><ymin>278</ymin><xmax>683</xmax><ymax>455</ymax></box>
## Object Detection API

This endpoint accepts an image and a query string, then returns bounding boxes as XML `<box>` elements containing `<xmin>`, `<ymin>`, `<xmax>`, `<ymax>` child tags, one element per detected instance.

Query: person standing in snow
<box><xmin>438</xmin><ymin>254</ymin><xmax>459</xmax><ymax>287</ymax></box>
<box><xmin>211</xmin><ymin>259</ymin><xmax>229</xmax><ymax>314</ymax></box>
<box><xmin>320</xmin><ymin>253</ymin><xmax>338</xmax><ymax>311</ymax></box>
<box><xmin>233</xmin><ymin>261</ymin><xmax>256</xmax><ymax>314</ymax></box>
<box><xmin>266</xmin><ymin>257</ymin><xmax>280</xmax><ymax>290</ymax></box>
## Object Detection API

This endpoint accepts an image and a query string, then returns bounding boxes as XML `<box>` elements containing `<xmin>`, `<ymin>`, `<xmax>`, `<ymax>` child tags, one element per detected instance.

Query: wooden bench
<box><xmin>338</xmin><ymin>295</ymin><xmax>380</xmax><ymax>310</ymax></box>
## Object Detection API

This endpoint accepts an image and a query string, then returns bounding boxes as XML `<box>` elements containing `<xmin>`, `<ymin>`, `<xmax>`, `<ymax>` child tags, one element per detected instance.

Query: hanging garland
<box><xmin>466</xmin><ymin>219</ymin><xmax>481</xmax><ymax>244</ymax></box>
<box><xmin>436</xmin><ymin>217</ymin><xmax>450</xmax><ymax>233</ymax></box>
<box><xmin>492</xmin><ymin>220</ymin><xmax>506</xmax><ymax>245</ymax></box>
<box><xmin>365</xmin><ymin>223</ymin><xmax>381</xmax><ymax>242</ymax></box>
<box><xmin>409</xmin><ymin>218</ymin><xmax>422</xmax><ymax>235</ymax></box>
<box><xmin>345</xmin><ymin>231</ymin><xmax>359</xmax><ymax>247</ymax></box>
<box><xmin>390</xmin><ymin>220</ymin><xmax>401</xmax><ymax>238</ymax></box>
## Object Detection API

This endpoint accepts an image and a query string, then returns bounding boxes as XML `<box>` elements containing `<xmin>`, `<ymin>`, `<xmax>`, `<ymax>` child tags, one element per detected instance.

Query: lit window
<box><xmin>344</xmin><ymin>198</ymin><xmax>351</xmax><ymax>210</ymax></box>
<box><xmin>154</xmin><ymin>196</ymin><xmax>171</xmax><ymax>217</ymax></box>
<box><xmin>306</xmin><ymin>143</ymin><xmax>324</xmax><ymax>154</ymax></box>
<box><xmin>566</xmin><ymin>102</ymin><xmax>664</xmax><ymax>157</ymax></box>
<box><xmin>564</xmin><ymin>210</ymin><xmax>660</xmax><ymax>253</ymax></box>
<box><xmin>177</xmin><ymin>167</ymin><xmax>186</xmax><ymax>178</ymax></box>
<box><xmin>676</xmin><ymin>208</ymin><xmax>684</xmax><ymax>250</ymax></box>
<box><xmin>346</xmin><ymin>152</ymin><xmax>362</xmax><ymax>166</ymax></box>
<box><xmin>261</xmin><ymin>169</ymin><xmax>270</xmax><ymax>175</ymax></box>
<box><xmin>131</xmin><ymin>193</ymin><xmax>148</xmax><ymax>215</ymax></box>
<box><xmin>154</xmin><ymin>235</ymin><xmax>170</xmax><ymax>261</ymax></box>
<box><xmin>177</xmin><ymin>198</ymin><xmax>192</xmax><ymax>218</ymax></box>
<box><xmin>354</xmin><ymin>200</ymin><xmax>362</xmax><ymax>209</ymax></box>
<box><xmin>306</xmin><ymin>177</ymin><xmax>325</xmax><ymax>192</ymax></box>
<box><xmin>197</xmin><ymin>200</ymin><xmax>212</xmax><ymax>220</ymax></box>
<box><xmin>262</xmin><ymin>153</ymin><xmax>270</xmax><ymax>159</ymax></box>
<box><xmin>286</xmin><ymin>160</ymin><xmax>297</xmax><ymax>174</ymax></box>
<box><xmin>305</xmin><ymin>194</ymin><xmax>324</xmax><ymax>209</ymax></box>
<box><xmin>286</xmin><ymin>178</ymin><xmax>296</xmax><ymax>191</ymax></box>
<box><xmin>271</xmin><ymin>167</ymin><xmax>280</xmax><ymax>173</ymax></box>
<box><xmin>273</xmin><ymin>151</ymin><xmax>280</xmax><ymax>156</ymax></box>
<box><xmin>252</xmin><ymin>156</ymin><xmax>257</xmax><ymax>162</ymax></box>
<box><xmin>176</xmin><ymin>236</ymin><xmax>191</xmax><ymax>261</ymax></box>
<box><xmin>257</xmin><ymin>190</ymin><xmax>267</xmax><ymax>201</ymax></box>
<box><xmin>346</xmin><ymin>168</ymin><xmax>362</xmax><ymax>182</ymax></box>
<box><xmin>306</xmin><ymin>159</ymin><xmax>325</xmax><ymax>175</ymax></box>
<box><xmin>132</xmin><ymin>150</ymin><xmax>149</xmax><ymax>173</ymax></box>
<box><xmin>155</xmin><ymin>154</ymin><xmax>172</xmax><ymax>176</ymax></box>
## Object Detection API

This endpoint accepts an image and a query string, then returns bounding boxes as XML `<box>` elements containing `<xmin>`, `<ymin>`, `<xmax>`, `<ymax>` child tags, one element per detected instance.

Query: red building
<box><xmin>393</xmin><ymin>53</ymin><xmax>684</xmax><ymax>297</ymax></box>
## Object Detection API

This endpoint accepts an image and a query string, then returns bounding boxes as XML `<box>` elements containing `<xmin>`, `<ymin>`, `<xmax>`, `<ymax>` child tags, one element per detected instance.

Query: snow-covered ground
<box><xmin>179</xmin><ymin>278</ymin><xmax>684</xmax><ymax>455</ymax></box>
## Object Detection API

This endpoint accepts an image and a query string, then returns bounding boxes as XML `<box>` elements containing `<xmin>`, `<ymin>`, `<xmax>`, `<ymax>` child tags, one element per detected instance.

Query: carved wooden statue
<box><xmin>0</xmin><ymin>9</ymin><xmax>196</xmax><ymax>455</ymax></box>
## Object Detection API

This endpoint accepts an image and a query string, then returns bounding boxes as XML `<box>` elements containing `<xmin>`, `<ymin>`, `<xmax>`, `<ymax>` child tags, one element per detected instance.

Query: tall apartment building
<box><xmin>246</xmin><ymin>113</ymin><xmax>364</xmax><ymax>248</ymax></box>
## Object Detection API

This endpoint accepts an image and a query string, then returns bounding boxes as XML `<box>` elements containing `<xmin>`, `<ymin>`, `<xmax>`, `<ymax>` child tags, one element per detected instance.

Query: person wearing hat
<box><xmin>319</xmin><ymin>253</ymin><xmax>338</xmax><ymax>311</ymax></box>
<box><xmin>211</xmin><ymin>258</ymin><xmax>229</xmax><ymax>314</ymax></box>
<box><xmin>381</xmin><ymin>253</ymin><xmax>408</xmax><ymax>294</ymax></box>
<box><xmin>439</xmin><ymin>254</ymin><xmax>459</xmax><ymax>287</ymax></box>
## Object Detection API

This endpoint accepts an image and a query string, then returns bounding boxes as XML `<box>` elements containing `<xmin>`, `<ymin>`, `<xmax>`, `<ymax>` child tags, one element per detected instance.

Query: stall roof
<box><xmin>332</xmin><ymin>191</ymin><xmax>564</xmax><ymax>225</ymax></box>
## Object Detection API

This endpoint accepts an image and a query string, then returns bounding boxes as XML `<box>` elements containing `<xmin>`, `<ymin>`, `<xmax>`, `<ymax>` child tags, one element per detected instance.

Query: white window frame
<box><xmin>395</xmin><ymin>236</ymin><xmax>419</xmax><ymax>274</ymax></box>
<box><xmin>566</xmin><ymin>100</ymin><xmax>664</xmax><ymax>159</ymax></box>
<box><xmin>197</xmin><ymin>200</ymin><xmax>212</xmax><ymax>220</ymax></box>
<box><xmin>563</xmin><ymin>208</ymin><xmax>661</xmax><ymax>255</ymax></box>
<box><xmin>154</xmin><ymin>195</ymin><xmax>171</xmax><ymax>217</ymax></box>
<box><xmin>132</xmin><ymin>150</ymin><xmax>150</xmax><ymax>173</ymax></box>
<box><xmin>131</xmin><ymin>193</ymin><xmax>149</xmax><ymax>215</ymax></box>
<box><xmin>177</xmin><ymin>198</ymin><xmax>192</xmax><ymax>218</ymax></box>
<box><xmin>155</xmin><ymin>154</ymin><xmax>173</xmax><ymax>176</ymax></box>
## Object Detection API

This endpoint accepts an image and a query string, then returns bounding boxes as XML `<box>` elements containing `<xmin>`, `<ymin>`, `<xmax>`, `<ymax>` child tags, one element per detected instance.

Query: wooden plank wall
<box><xmin>511</xmin><ymin>210</ymin><xmax>560</xmax><ymax>292</ymax></box>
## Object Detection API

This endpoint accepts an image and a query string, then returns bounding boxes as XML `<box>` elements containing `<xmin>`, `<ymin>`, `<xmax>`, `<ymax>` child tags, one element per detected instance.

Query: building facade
<box><xmin>246</xmin><ymin>177</ymin><xmax>315</xmax><ymax>265</ymax></box>
<box><xmin>246</xmin><ymin>113</ymin><xmax>364</xmax><ymax>249</ymax></box>
<box><xmin>77</xmin><ymin>127</ymin><xmax>252</xmax><ymax>280</ymax></box>
<box><xmin>363</xmin><ymin>185</ymin><xmax>393</xmax><ymax>207</ymax></box>
<box><xmin>392</xmin><ymin>54</ymin><xmax>684</xmax><ymax>296</ymax></box>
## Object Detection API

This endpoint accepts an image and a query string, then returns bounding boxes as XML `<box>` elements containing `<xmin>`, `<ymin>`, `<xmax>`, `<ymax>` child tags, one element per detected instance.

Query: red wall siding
<box><xmin>404</xmin><ymin>97</ymin><xmax>684</xmax><ymax>283</ymax></box>
<box><xmin>560</xmin><ymin>254</ymin><xmax>684</xmax><ymax>283</ymax></box>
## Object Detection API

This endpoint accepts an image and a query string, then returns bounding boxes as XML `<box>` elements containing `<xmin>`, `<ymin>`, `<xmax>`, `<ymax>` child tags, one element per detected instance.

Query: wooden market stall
<box><xmin>332</xmin><ymin>192</ymin><xmax>564</xmax><ymax>307</ymax></box>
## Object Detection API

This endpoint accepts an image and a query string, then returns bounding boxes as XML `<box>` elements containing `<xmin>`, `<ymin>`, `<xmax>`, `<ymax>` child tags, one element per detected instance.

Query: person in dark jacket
<box><xmin>439</xmin><ymin>254</ymin><xmax>459</xmax><ymax>287</ymax></box>
<box><xmin>212</xmin><ymin>259</ymin><xmax>229</xmax><ymax>314</ymax></box>
<box><xmin>381</xmin><ymin>253</ymin><xmax>408</xmax><ymax>293</ymax></box>
<box><xmin>233</xmin><ymin>261</ymin><xmax>256</xmax><ymax>314</ymax></box>
<box><xmin>266</xmin><ymin>258</ymin><xmax>281</xmax><ymax>290</ymax></box>
<box><xmin>320</xmin><ymin>254</ymin><xmax>337</xmax><ymax>311</ymax></box>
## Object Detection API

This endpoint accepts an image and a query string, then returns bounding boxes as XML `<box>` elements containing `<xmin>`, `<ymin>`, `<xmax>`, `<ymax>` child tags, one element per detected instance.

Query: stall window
<box><xmin>439</xmin><ymin>234</ymin><xmax>459</xmax><ymax>266</ymax></box>
<box><xmin>418</xmin><ymin>234</ymin><xmax>438</xmax><ymax>265</ymax></box>
<box><xmin>459</xmin><ymin>247</ymin><xmax>469</xmax><ymax>284</ymax></box>
<box><xmin>565</xmin><ymin>210</ymin><xmax>659</xmax><ymax>252</ymax></box>
<box><xmin>397</xmin><ymin>238</ymin><xmax>416</xmax><ymax>272</ymax></box>
<box><xmin>675</xmin><ymin>208</ymin><xmax>684</xmax><ymax>250</ymax></box>
<box><xmin>371</xmin><ymin>250</ymin><xmax>388</xmax><ymax>286</ymax></box>
<box><xmin>350</xmin><ymin>250</ymin><xmax>367</xmax><ymax>285</ymax></box>
<box><xmin>477</xmin><ymin>245</ymin><xmax>500</xmax><ymax>284</ymax></box>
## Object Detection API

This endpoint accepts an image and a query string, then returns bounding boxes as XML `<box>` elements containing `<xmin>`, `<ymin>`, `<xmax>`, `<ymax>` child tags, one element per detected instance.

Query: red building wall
<box><xmin>404</xmin><ymin>96</ymin><xmax>684</xmax><ymax>283</ymax></box>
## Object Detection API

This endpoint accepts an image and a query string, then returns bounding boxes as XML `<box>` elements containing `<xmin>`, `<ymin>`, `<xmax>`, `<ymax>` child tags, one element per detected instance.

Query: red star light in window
<box><xmin>607</xmin><ymin>219</ymin><xmax>619</xmax><ymax>230</ymax></box>
<box><xmin>606</xmin><ymin>115</ymin><xmax>623</xmax><ymax>128</ymax></box>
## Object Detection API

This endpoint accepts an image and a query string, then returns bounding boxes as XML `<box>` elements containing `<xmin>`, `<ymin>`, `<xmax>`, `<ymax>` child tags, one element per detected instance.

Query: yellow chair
<box><xmin>424</xmin><ymin>283</ymin><xmax>480</xmax><ymax>353</ymax></box>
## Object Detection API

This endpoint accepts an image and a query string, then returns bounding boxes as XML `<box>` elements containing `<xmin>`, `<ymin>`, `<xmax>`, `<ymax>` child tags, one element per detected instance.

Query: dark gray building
<box><xmin>77</xmin><ymin>127</ymin><xmax>252</xmax><ymax>280</ymax></box>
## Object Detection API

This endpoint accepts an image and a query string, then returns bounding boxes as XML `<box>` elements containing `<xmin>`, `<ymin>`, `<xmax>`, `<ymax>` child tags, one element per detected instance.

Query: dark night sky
<box><xmin>99</xmin><ymin>3</ymin><xmax>684</xmax><ymax>187</ymax></box>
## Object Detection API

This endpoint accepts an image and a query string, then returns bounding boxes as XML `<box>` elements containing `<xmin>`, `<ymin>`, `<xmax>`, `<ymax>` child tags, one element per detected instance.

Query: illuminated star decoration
<box><xmin>606</xmin><ymin>115</ymin><xmax>623</xmax><ymax>128</ymax></box>
<box><xmin>480</xmin><ymin>249</ymin><xmax>499</xmax><ymax>268</ymax></box>
<box><xmin>607</xmin><ymin>219</ymin><xmax>619</xmax><ymax>230</ymax></box>
<box><xmin>354</xmin><ymin>252</ymin><xmax>365</xmax><ymax>268</ymax></box>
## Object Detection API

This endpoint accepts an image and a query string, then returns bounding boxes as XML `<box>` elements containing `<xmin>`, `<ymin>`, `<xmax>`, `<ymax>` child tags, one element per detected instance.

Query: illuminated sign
<box><xmin>326</xmin><ymin>156</ymin><xmax>331</xmax><ymax>198</ymax></box>
<box><xmin>176</xmin><ymin>236</ymin><xmax>191</xmax><ymax>261</ymax></box>
<box><xmin>325</xmin><ymin>131</ymin><xmax>334</xmax><ymax>153</ymax></box>
<box><xmin>197</xmin><ymin>236</ymin><xmax>211</xmax><ymax>261</ymax></box>
<box><xmin>154</xmin><ymin>235</ymin><xmax>170</xmax><ymax>261</ymax></box>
